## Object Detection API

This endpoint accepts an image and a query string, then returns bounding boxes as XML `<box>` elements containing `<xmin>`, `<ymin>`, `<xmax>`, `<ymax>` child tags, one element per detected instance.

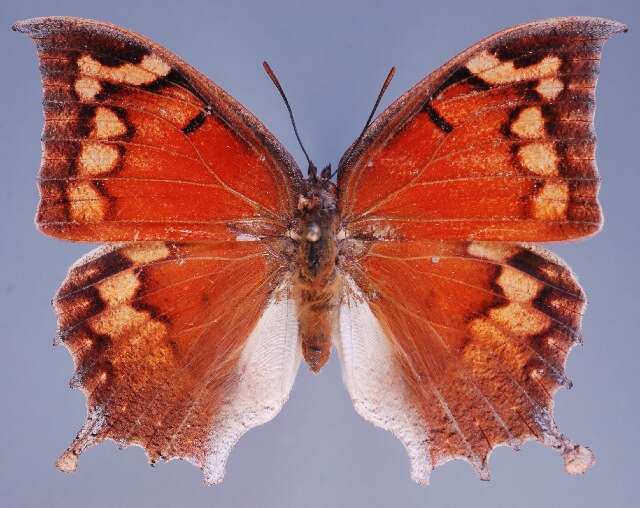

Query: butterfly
<box><xmin>14</xmin><ymin>15</ymin><xmax>625</xmax><ymax>485</ymax></box>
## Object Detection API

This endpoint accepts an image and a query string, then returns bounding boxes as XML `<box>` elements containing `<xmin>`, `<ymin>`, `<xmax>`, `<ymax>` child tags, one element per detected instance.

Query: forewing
<box><xmin>15</xmin><ymin>16</ymin><xmax>302</xmax><ymax>242</ymax></box>
<box><xmin>338</xmin><ymin>17</ymin><xmax>625</xmax><ymax>242</ymax></box>
<box><xmin>337</xmin><ymin>241</ymin><xmax>593</xmax><ymax>483</ymax></box>
<box><xmin>53</xmin><ymin>240</ymin><xmax>300</xmax><ymax>484</ymax></box>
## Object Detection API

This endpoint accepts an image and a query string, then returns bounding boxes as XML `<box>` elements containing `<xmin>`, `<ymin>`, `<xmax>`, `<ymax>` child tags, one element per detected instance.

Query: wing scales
<box><xmin>334</xmin><ymin>17</ymin><xmax>622</xmax><ymax>482</ymax></box>
<box><xmin>53</xmin><ymin>240</ymin><xmax>300</xmax><ymax>483</ymax></box>
<box><xmin>338</xmin><ymin>17</ymin><xmax>625</xmax><ymax>242</ymax></box>
<box><xmin>337</xmin><ymin>240</ymin><xmax>593</xmax><ymax>481</ymax></box>
<box><xmin>15</xmin><ymin>16</ymin><xmax>305</xmax><ymax>483</ymax></box>
<box><xmin>16</xmin><ymin>15</ymin><xmax>622</xmax><ymax>486</ymax></box>
<box><xmin>336</xmin><ymin>278</ymin><xmax>431</xmax><ymax>483</ymax></box>
<box><xmin>15</xmin><ymin>16</ymin><xmax>302</xmax><ymax>242</ymax></box>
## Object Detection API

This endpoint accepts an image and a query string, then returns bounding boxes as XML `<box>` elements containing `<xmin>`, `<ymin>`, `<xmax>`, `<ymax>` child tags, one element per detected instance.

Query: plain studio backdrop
<box><xmin>1</xmin><ymin>1</ymin><xmax>638</xmax><ymax>507</ymax></box>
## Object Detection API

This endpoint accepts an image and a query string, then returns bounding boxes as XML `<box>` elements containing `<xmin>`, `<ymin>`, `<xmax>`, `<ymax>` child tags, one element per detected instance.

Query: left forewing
<box><xmin>336</xmin><ymin>240</ymin><xmax>593</xmax><ymax>483</ymax></box>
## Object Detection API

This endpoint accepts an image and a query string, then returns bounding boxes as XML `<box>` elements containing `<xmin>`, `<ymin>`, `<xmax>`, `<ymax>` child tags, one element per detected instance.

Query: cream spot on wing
<box><xmin>92</xmin><ymin>107</ymin><xmax>127</xmax><ymax>139</ymax></box>
<box><xmin>236</xmin><ymin>233</ymin><xmax>260</xmax><ymax>241</ymax></box>
<box><xmin>91</xmin><ymin>305</ymin><xmax>147</xmax><ymax>337</ymax></box>
<box><xmin>533</xmin><ymin>181</ymin><xmax>569</xmax><ymax>220</ymax></box>
<box><xmin>518</xmin><ymin>142</ymin><xmax>559</xmax><ymax>175</ymax></box>
<box><xmin>511</xmin><ymin>107</ymin><xmax>545</xmax><ymax>138</ymax></box>
<box><xmin>67</xmin><ymin>181</ymin><xmax>107</xmax><ymax>223</ymax></box>
<box><xmin>466</xmin><ymin>51</ymin><xmax>561</xmax><ymax>84</ymax></box>
<box><xmin>537</xmin><ymin>78</ymin><xmax>564</xmax><ymax>100</ymax></box>
<box><xmin>497</xmin><ymin>267</ymin><xmax>542</xmax><ymax>302</ymax></box>
<box><xmin>80</xmin><ymin>335</ymin><xmax>94</xmax><ymax>354</ymax></box>
<box><xmin>122</xmin><ymin>242</ymin><xmax>170</xmax><ymax>264</ymax></box>
<box><xmin>97</xmin><ymin>271</ymin><xmax>140</xmax><ymax>306</ymax></box>
<box><xmin>79</xmin><ymin>142</ymin><xmax>119</xmax><ymax>175</ymax></box>
<box><xmin>530</xmin><ymin>367</ymin><xmax>544</xmax><ymax>381</ymax></box>
<box><xmin>467</xmin><ymin>317</ymin><xmax>528</xmax><ymax>373</ymax></box>
<box><xmin>467</xmin><ymin>241</ymin><xmax>517</xmax><ymax>262</ymax></box>
<box><xmin>74</xmin><ymin>77</ymin><xmax>102</xmax><ymax>101</ymax></box>
<box><xmin>490</xmin><ymin>302</ymin><xmax>550</xmax><ymax>335</ymax></box>
<box><xmin>77</xmin><ymin>53</ymin><xmax>167</xmax><ymax>86</ymax></box>
<box><xmin>77</xmin><ymin>54</ymin><xmax>101</xmax><ymax>76</ymax></box>
<box><xmin>140</xmin><ymin>54</ymin><xmax>171</xmax><ymax>77</ymax></box>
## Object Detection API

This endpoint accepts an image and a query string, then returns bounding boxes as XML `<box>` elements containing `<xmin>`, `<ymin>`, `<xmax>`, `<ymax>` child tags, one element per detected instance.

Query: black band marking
<box><xmin>182</xmin><ymin>110</ymin><xmax>208</xmax><ymax>134</ymax></box>
<box><xmin>424</xmin><ymin>102</ymin><xmax>453</xmax><ymax>133</ymax></box>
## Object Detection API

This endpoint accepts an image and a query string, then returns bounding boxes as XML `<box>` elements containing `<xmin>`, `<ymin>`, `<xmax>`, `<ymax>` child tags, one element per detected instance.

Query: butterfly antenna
<box><xmin>263</xmin><ymin>61</ymin><xmax>316</xmax><ymax>174</ymax></box>
<box><xmin>331</xmin><ymin>66</ymin><xmax>396</xmax><ymax>179</ymax></box>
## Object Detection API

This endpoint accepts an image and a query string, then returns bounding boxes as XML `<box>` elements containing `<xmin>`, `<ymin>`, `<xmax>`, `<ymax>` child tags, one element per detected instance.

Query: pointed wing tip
<box><xmin>12</xmin><ymin>16</ymin><xmax>105</xmax><ymax>36</ymax></box>
<box><xmin>575</xmin><ymin>16</ymin><xmax>628</xmax><ymax>37</ymax></box>
<box><xmin>12</xmin><ymin>17</ymin><xmax>57</xmax><ymax>34</ymax></box>
<box><xmin>11</xmin><ymin>19</ymin><xmax>30</xmax><ymax>33</ymax></box>
<box><xmin>600</xmin><ymin>18</ymin><xmax>629</xmax><ymax>35</ymax></box>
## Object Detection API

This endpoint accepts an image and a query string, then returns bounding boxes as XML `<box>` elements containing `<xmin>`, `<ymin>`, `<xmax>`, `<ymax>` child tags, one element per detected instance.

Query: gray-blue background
<box><xmin>1</xmin><ymin>1</ymin><xmax>637</xmax><ymax>506</ymax></box>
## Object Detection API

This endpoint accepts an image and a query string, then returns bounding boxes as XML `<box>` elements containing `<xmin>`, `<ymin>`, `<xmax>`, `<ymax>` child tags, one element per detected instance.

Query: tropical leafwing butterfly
<box><xmin>14</xmin><ymin>16</ymin><xmax>625</xmax><ymax>484</ymax></box>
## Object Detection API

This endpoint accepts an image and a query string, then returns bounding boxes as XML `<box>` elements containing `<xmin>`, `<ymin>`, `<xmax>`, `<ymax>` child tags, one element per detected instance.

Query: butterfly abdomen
<box><xmin>295</xmin><ymin>270</ymin><xmax>342</xmax><ymax>372</ymax></box>
<box><xmin>292</xmin><ymin>179</ymin><xmax>341</xmax><ymax>372</ymax></box>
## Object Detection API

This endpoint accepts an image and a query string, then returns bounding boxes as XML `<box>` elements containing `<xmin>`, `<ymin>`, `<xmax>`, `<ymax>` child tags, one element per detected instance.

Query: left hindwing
<box><xmin>53</xmin><ymin>240</ymin><xmax>300</xmax><ymax>484</ymax></box>
<box><xmin>338</xmin><ymin>17</ymin><xmax>625</xmax><ymax>242</ymax></box>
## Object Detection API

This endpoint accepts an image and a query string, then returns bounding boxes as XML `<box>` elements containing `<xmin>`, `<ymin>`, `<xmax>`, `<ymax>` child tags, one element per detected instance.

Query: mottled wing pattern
<box><xmin>338</xmin><ymin>17</ymin><xmax>625</xmax><ymax>242</ymax></box>
<box><xmin>15</xmin><ymin>16</ymin><xmax>304</xmax><ymax>483</ymax></box>
<box><xmin>335</xmin><ymin>17</ymin><xmax>624</xmax><ymax>482</ymax></box>
<box><xmin>54</xmin><ymin>240</ymin><xmax>299</xmax><ymax>484</ymax></box>
<box><xmin>14</xmin><ymin>17</ymin><xmax>302</xmax><ymax>242</ymax></box>
<box><xmin>338</xmin><ymin>241</ymin><xmax>589</xmax><ymax>483</ymax></box>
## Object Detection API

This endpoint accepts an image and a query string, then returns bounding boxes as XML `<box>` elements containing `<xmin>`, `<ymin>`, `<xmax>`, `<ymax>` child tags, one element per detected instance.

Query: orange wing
<box><xmin>15</xmin><ymin>16</ymin><xmax>303</xmax><ymax>483</ymax></box>
<box><xmin>15</xmin><ymin>16</ymin><xmax>302</xmax><ymax>242</ymax></box>
<box><xmin>335</xmin><ymin>17</ymin><xmax>624</xmax><ymax>483</ymax></box>
<box><xmin>338</xmin><ymin>17</ymin><xmax>625</xmax><ymax>242</ymax></box>
<box><xmin>338</xmin><ymin>241</ymin><xmax>588</xmax><ymax>482</ymax></box>
<box><xmin>54</xmin><ymin>240</ymin><xmax>299</xmax><ymax>484</ymax></box>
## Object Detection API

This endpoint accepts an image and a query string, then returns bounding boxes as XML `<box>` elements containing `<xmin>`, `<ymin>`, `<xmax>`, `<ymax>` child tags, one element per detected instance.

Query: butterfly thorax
<box><xmin>291</xmin><ymin>177</ymin><xmax>341</xmax><ymax>372</ymax></box>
